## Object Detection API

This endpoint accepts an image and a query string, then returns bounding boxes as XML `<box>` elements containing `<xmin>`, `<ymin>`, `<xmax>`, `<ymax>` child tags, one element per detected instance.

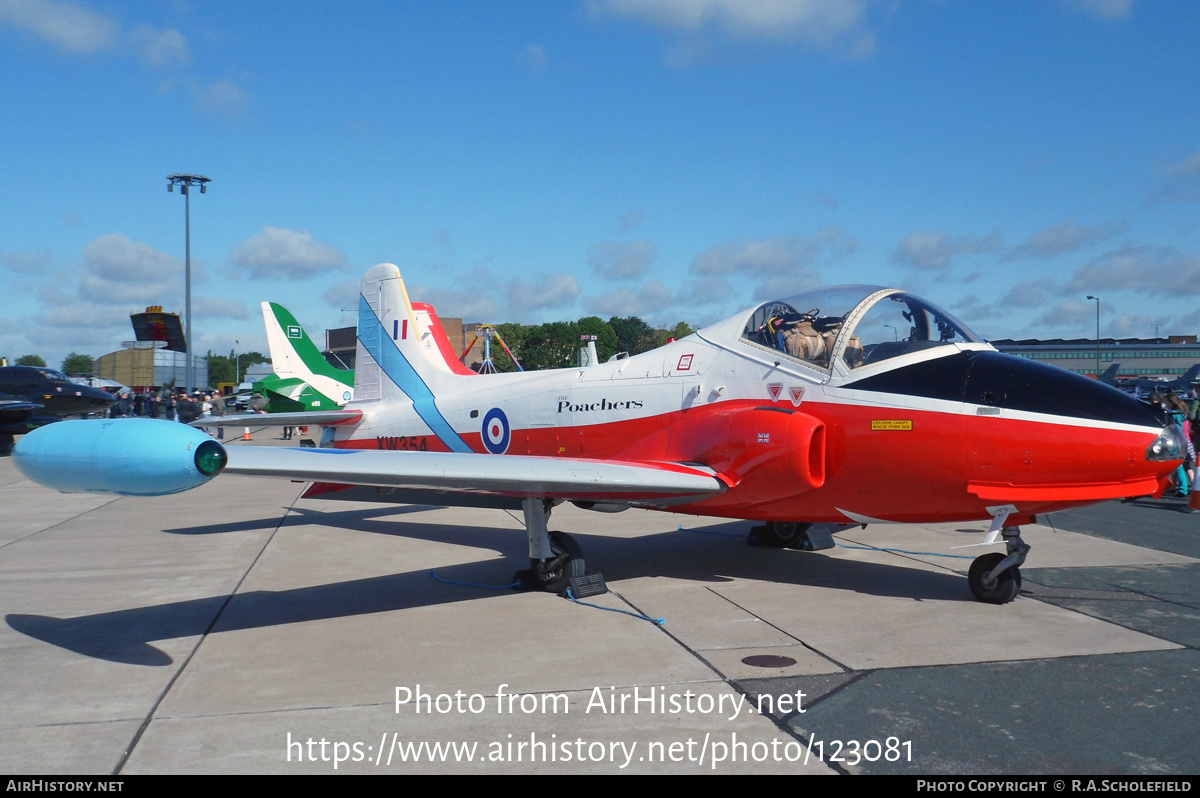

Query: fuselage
<box><xmin>331</xmin><ymin>286</ymin><xmax>1179</xmax><ymax>525</ymax></box>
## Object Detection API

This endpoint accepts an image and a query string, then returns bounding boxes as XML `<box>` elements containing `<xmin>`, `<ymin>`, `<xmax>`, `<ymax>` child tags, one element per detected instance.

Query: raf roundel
<box><xmin>482</xmin><ymin>407</ymin><xmax>510</xmax><ymax>454</ymax></box>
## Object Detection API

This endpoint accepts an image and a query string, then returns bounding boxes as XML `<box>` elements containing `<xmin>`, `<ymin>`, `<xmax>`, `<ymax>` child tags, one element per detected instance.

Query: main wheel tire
<box><xmin>771</xmin><ymin>522</ymin><xmax>804</xmax><ymax>547</ymax></box>
<box><xmin>531</xmin><ymin>531</ymin><xmax>585</xmax><ymax>594</ymax></box>
<box><xmin>968</xmin><ymin>552</ymin><xmax>1021</xmax><ymax>604</ymax></box>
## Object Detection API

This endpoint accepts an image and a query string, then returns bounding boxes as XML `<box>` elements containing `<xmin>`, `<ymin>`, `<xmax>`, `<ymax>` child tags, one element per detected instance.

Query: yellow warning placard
<box><xmin>871</xmin><ymin>420</ymin><xmax>912</xmax><ymax>431</ymax></box>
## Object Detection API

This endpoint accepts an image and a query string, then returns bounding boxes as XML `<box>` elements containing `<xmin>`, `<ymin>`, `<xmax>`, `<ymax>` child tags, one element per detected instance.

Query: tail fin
<box><xmin>354</xmin><ymin>263</ymin><xmax>474</xmax><ymax>452</ymax></box>
<box><xmin>261</xmin><ymin>302</ymin><xmax>354</xmax><ymax>405</ymax></box>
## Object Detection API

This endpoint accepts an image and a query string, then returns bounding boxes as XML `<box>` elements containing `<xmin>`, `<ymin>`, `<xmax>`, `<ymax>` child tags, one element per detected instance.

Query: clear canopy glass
<box><xmin>741</xmin><ymin>286</ymin><xmax>980</xmax><ymax>370</ymax></box>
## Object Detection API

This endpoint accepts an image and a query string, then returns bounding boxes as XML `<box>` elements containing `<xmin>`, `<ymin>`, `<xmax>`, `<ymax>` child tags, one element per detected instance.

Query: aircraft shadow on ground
<box><xmin>6</xmin><ymin>513</ymin><xmax>971</xmax><ymax>667</ymax></box>
<box><xmin>161</xmin><ymin>503</ymin><xmax>439</xmax><ymax>536</ymax></box>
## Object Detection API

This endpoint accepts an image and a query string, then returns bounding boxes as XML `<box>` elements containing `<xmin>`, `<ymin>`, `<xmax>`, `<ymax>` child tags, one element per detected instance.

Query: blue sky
<box><xmin>2</xmin><ymin>0</ymin><xmax>1199</xmax><ymax>369</ymax></box>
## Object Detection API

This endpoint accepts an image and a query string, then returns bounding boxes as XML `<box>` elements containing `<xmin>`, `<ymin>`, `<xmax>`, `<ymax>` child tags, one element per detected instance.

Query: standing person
<box><xmin>177</xmin><ymin>394</ymin><xmax>196</xmax><ymax>424</ymax></box>
<box><xmin>1167</xmin><ymin>394</ymin><xmax>1195</xmax><ymax>498</ymax></box>
<box><xmin>211</xmin><ymin>394</ymin><xmax>227</xmax><ymax>439</ymax></box>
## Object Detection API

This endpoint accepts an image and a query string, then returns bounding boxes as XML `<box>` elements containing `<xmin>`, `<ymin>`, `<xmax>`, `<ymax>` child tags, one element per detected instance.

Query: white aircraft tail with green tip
<box><xmin>259</xmin><ymin>302</ymin><xmax>355</xmax><ymax>409</ymax></box>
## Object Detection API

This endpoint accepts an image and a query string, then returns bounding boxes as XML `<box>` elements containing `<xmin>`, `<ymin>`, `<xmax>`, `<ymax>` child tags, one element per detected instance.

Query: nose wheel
<box><xmin>968</xmin><ymin>552</ymin><xmax>1021</xmax><ymax>604</ymax></box>
<box><xmin>967</xmin><ymin>526</ymin><xmax>1030</xmax><ymax>605</ymax></box>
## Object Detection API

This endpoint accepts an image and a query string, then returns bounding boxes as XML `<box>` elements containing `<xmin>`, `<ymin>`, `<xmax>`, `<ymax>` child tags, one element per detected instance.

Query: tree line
<box><xmin>483</xmin><ymin>316</ymin><xmax>695</xmax><ymax>372</ymax></box>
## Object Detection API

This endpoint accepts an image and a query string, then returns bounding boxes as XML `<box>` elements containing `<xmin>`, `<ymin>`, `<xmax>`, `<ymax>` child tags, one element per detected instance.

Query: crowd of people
<box><xmin>108</xmin><ymin>390</ymin><xmax>228</xmax><ymax>423</ymax></box>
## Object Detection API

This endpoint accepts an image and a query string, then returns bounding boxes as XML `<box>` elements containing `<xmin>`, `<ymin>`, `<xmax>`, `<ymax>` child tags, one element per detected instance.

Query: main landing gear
<box><xmin>517</xmin><ymin>498</ymin><xmax>604</xmax><ymax>597</ymax></box>
<box><xmin>746</xmin><ymin>521</ymin><xmax>837</xmax><ymax>551</ymax></box>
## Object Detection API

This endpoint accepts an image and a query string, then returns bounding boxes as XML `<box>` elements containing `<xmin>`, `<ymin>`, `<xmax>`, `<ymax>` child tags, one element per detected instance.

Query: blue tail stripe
<box><xmin>358</xmin><ymin>294</ymin><xmax>473</xmax><ymax>453</ymax></box>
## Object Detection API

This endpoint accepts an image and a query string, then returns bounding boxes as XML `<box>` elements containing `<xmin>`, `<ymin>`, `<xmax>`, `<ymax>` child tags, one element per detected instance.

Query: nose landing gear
<box><xmin>967</xmin><ymin>525</ymin><xmax>1030</xmax><ymax>604</ymax></box>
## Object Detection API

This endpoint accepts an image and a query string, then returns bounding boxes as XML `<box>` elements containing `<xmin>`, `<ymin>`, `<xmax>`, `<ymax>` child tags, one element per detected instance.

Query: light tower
<box><xmin>167</xmin><ymin>173</ymin><xmax>211</xmax><ymax>393</ymax></box>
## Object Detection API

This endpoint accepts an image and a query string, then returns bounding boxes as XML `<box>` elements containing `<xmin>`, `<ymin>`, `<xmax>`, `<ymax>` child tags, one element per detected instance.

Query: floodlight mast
<box><xmin>167</xmin><ymin>174</ymin><xmax>211</xmax><ymax>394</ymax></box>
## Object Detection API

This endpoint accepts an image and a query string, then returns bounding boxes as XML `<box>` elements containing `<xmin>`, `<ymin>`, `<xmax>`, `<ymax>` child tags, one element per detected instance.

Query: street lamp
<box><xmin>167</xmin><ymin>173</ymin><xmax>211</xmax><ymax>394</ymax></box>
<box><xmin>1086</xmin><ymin>295</ymin><xmax>1101</xmax><ymax>378</ymax></box>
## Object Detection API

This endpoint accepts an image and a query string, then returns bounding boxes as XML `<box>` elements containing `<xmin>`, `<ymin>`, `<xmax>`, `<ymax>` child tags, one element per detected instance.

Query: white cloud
<box><xmin>691</xmin><ymin>228</ymin><xmax>854</xmax><ymax>276</ymax></box>
<box><xmin>2</xmin><ymin>247</ymin><xmax>53</xmax><ymax>274</ymax></box>
<box><xmin>1072</xmin><ymin>0</ymin><xmax>1133</xmax><ymax>20</ymax></box>
<box><xmin>507</xmin><ymin>273</ymin><xmax>580</xmax><ymax>313</ymax></box>
<box><xmin>79</xmin><ymin>233</ymin><xmax>185</xmax><ymax>304</ymax></box>
<box><xmin>585</xmin><ymin>281</ymin><xmax>673</xmax><ymax>316</ymax></box>
<box><xmin>192</xmin><ymin>80</ymin><xmax>248</xmax><ymax>117</ymax></box>
<box><xmin>751</xmin><ymin>271</ymin><xmax>823</xmax><ymax>301</ymax></box>
<box><xmin>593</xmin><ymin>0</ymin><xmax>869</xmax><ymax>47</ymax></box>
<box><xmin>515</xmin><ymin>43</ymin><xmax>548</xmax><ymax>74</ymax></box>
<box><xmin>618</xmin><ymin>209</ymin><xmax>644</xmax><ymax>231</ymax></box>
<box><xmin>229</xmin><ymin>227</ymin><xmax>347</xmax><ymax>280</ymax></box>
<box><xmin>0</xmin><ymin>0</ymin><xmax>116</xmax><ymax>54</ymax></box>
<box><xmin>1032</xmin><ymin>299</ymin><xmax>1098</xmax><ymax>329</ymax></box>
<box><xmin>891</xmin><ymin>229</ymin><xmax>1002</xmax><ymax>271</ymax></box>
<box><xmin>1065</xmin><ymin>244</ymin><xmax>1200</xmax><ymax>297</ymax></box>
<box><xmin>131</xmin><ymin>22</ymin><xmax>187</xmax><ymax>68</ymax></box>
<box><xmin>0</xmin><ymin>0</ymin><xmax>188</xmax><ymax>66</ymax></box>
<box><xmin>322</xmin><ymin>279</ymin><xmax>361</xmax><ymax>310</ymax></box>
<box><xmin>588</xmin><ymin>238</ymin><xmax>658</xmax><ymax>280</ymax></box>
<box><xmin>1000</xmin><ymin>278</ymin><xmax>1058</xmax><ymax>308</ymax></box>
<box><xmin>1004</xmin><ymin>219</ymin><xmax>1121</xmax><ymax>260</ymax></box>
<box><xmin>1106</xmin><ymin>312</ymin><xmax>1158</xmax><ymax>337</ymax></box>
<box><xmin>1168</xmin><ymin>147</ymin><xmax>1200</xmax><ymax>178</ymax></box>
<box><xmin>193</xmin><ymin>297</ymin><xmax>249</xmax><ymax>320</ymax></box>
<box><xmin>674</xmin><ymin>275</ymin><xmax>734</xmax><ymax>305</ymax></box>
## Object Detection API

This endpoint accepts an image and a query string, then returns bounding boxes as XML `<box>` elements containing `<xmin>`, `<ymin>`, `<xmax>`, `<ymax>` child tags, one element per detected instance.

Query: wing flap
<box><xmin>224</xmin><ymin>447</ymin><xmax>726</xmax><ymax>502</ymax></box>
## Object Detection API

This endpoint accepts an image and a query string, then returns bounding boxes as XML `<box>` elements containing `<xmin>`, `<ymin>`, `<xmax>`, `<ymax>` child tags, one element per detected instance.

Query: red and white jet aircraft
<box><xmin>14</xmin><ymin>263</ymin><xmax>1187</xmax><ymax>604</ymax></box>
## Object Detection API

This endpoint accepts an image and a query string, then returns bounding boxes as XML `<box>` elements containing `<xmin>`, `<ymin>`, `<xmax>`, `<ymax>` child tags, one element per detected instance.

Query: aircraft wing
<box><xmin>191</xmin><ymin>410</ymin><xmax>363</xmax><ymax>428</ymax></box>
<box><xmin>224</xmin><ymin>446</ymin><xmax>727</xmax><ymax>503</ymax></box>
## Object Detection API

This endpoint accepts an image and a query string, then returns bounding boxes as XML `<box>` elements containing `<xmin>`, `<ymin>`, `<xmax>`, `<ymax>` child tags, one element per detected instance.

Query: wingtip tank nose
<box><xmin>13</xmin><ymin>418</ymin><xmax>228</xmax><ymax>495</ymax></box>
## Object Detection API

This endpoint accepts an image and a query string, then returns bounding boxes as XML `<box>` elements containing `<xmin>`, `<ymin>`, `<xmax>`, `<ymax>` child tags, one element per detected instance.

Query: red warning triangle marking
<box><xmin>767</xmin><ymin>383</ymin><xmax>782</xmax><ymax>401</ymax></box>
<box><xmin>789</xmin><ymin>386</ymin><xmax>805</xmax><ymax>405</ymax></box>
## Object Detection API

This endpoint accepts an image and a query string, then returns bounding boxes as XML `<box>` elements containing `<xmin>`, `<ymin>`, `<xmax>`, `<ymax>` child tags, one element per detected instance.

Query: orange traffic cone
<box><xmin>242</xmin><ymin>427</ymin><xmax>252</xmax><ymax>441</ymax></box>
<box><xmin>1189</xmin><ymin>486</ymin><xmax>1200</xmax><ymax>513</ymax></box>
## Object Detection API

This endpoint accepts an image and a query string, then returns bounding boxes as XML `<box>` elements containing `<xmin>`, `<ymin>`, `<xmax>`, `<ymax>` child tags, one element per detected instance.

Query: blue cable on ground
<box><xmin>566</xmin><ymin>588</ymin><xmax>665</xmax><ymax>626</ymax></box>
<box><xmin>835</xmin><ymin>542</ymin><xmax>974</xmax><ymax>559</ymax></box>
<box><xmin>429</xmin><ymin>571</ymin><xmax>520</xmax><ymax>589</ymax></box>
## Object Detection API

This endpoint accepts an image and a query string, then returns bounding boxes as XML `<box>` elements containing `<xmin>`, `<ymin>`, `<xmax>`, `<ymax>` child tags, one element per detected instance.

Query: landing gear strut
<box><xmin>968</xmin><ymin>526</ymin><xmax>1030</xmax><ymax>605</ymax></box>
<box><xmin>517</xmin><ymin>497</ymin><xmax>601</xmax><ymax>595</ymax></box>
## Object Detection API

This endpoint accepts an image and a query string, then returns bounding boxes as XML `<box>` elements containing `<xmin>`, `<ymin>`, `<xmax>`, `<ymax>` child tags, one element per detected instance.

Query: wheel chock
<box><xmin>568</xmin><ymin>572</ymin><xmax>607</xmax><ymax>599</ymax></box>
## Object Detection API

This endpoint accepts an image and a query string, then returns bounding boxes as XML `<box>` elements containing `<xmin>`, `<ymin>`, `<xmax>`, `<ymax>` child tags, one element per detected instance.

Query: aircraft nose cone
<box><xmin>964</xmin><ymin>351</ymin><xmax>1164</xmax><ymax>428</ymax></box>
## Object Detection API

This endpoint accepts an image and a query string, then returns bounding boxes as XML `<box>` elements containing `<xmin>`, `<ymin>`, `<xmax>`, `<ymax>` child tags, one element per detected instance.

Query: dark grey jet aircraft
<box><xmin>0</xmin><ymin>366</ymin><xmax>116</xmax><ymax>453</ymax></box>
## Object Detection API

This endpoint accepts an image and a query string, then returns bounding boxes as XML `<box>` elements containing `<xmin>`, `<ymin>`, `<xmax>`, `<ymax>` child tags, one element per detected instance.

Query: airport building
<box><xmin>991</xmin><ymin>336</ymin><xmax>1200</xmax><ymax>379</ymax></box>
<box><xmin>92</xmin><ymin>306</ymin><xmax>209</xmax><ymax>391</ymax></box>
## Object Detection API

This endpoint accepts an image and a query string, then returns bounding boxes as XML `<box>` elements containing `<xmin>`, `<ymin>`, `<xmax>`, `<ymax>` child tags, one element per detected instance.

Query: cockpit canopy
<box><xmin>741</xmin><ymin>285</ymin><xmax>980</xmax><ymax>372</ymax></box>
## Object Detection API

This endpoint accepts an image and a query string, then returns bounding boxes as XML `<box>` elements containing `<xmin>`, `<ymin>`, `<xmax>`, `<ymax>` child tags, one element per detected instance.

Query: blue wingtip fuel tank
<box><xmin>12</xmin><ymin>418</ymin><xmax>228</xmax><ymax>496</ymax></box>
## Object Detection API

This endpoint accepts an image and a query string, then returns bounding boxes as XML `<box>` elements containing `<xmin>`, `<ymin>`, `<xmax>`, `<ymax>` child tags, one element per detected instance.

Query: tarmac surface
<box><xmin>2</xmin><ymin>427</ymin><xmax>1197</xmax><ymax>775</ymax></box>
